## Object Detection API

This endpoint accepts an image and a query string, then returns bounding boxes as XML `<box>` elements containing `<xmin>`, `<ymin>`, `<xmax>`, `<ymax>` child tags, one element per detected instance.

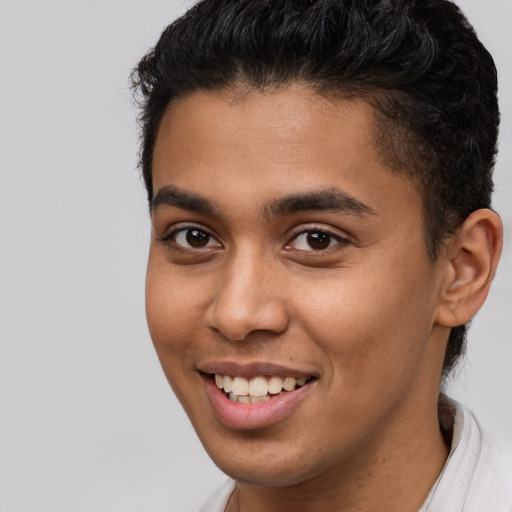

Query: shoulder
<box><xmin>466</xmin><ymin>430</ymin><xmax>512</xmax><ymax>512</ymax></box>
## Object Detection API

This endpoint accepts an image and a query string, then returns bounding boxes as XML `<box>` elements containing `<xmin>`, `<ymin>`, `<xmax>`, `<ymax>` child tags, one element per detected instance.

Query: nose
<box><xmin>204</xmin><ymin>252</ymin><xmax>289</xmax><ymax>341</ymax></box>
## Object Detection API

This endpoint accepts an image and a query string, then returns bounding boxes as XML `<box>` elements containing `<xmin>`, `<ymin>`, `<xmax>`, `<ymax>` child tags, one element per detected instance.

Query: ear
<box><xmin>435</xmin><ymin>209</ymin><xmax>503</xmax><ymax>328</ymax></box>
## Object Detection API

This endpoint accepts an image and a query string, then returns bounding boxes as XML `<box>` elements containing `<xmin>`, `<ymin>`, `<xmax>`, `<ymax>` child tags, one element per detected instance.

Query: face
<box><xmin>146</xmin><ymin>87</ymin><xmax>449</xmax><ymax>486</ymax></box>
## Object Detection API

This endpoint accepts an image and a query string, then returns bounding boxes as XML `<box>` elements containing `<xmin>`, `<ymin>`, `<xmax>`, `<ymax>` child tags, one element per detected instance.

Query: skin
<box><xmin>145</xmin><ymin>86</ymin><xmax>502</xmax><ymax>512</ymax></box>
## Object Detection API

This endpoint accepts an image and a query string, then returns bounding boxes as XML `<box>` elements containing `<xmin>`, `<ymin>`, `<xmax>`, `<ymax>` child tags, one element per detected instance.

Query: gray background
<box><xmin>0</xmin><ymin>1</ymin><xmax>510</xmax><ymax>510</ymax></box>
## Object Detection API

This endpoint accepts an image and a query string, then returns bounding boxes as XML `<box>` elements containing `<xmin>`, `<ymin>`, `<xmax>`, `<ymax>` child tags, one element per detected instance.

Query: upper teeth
<box><xmin>214</xmin><ymin>374</ymin><xmax>308</xmax><ymax>397</ymax></box>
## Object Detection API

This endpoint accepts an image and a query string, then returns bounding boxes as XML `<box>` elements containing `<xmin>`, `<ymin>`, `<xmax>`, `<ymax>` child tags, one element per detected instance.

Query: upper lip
<box><xmin>199</xmin><ymin>361</ymin><xmax>317</xmax><ymax>379</ymax></box>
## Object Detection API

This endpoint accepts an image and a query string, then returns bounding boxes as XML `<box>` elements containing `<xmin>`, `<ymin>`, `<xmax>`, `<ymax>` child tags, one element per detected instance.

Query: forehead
<box><xmin>155</xmin><ymin>86</ymin><xmax>376</xmax><ymax>161</ymax></box>
<box><xmin>152</xmin><ymin>86</ymin><xmax>423</xmax><ymax>227</ymax></box>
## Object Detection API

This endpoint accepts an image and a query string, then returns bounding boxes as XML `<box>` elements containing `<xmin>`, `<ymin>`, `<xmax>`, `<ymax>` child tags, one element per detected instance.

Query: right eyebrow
<box><xmin>151</xmin><ymin>185</ymin><xmax>224</xmax><ymax>217</ymax></box>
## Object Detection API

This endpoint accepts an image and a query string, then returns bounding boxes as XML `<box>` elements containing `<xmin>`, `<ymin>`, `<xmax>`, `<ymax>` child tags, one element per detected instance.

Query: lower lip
<box><xmin>202</xmin><ymin>374</ymin><xmax>314</xmax><ymax>430</ymax></box>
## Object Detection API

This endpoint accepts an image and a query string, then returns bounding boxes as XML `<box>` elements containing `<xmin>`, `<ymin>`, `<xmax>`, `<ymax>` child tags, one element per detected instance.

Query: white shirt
<box><xmin>200</xmin><ymin>399</ymin><xmax>512</xmax><ymax>512</ymax></box>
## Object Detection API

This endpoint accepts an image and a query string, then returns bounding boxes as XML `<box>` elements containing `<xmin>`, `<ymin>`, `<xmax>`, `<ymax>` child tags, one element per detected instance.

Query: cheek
<box><xmin>294</xmin><ymin>258</ymin><xmax>436</xmax><ymax>385</ymax></box>
<box><xmin>145</xmin><ymin>265</ymin><xmax>209</xmax><ymax>412</ymax></box>
<box><xmin>145</xmin><ymin>262</ymin><xmax>203</xmax><ymax>364</ymax></box>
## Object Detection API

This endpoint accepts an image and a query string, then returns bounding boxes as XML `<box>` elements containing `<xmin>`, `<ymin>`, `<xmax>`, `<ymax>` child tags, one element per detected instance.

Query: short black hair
<box><xmin>131</xmin><ymin>0</ymin><xmax>499</xmax><ymax>376</ymax></box>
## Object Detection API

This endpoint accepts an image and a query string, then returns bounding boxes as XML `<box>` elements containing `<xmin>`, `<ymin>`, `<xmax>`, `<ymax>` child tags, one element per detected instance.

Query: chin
<box><xmin>197</xmin><ymin>425</ymin><xmax>344</xmax><ymax>488</ymax></box>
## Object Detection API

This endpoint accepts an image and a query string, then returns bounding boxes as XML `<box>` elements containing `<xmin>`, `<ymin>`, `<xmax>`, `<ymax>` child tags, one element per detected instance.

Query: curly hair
<box><xmin>131</xmin><ymin>0</ymin><xmax>499</xmax><ymax>377</ymax></box>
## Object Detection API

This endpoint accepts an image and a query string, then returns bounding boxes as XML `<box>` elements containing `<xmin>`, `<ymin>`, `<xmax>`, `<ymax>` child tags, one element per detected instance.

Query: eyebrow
<box><xmin>151</xmin><ymin>185</ymin><xmax>376</xmax><ymax>219</ymax></box>
<box><xmin>264</xmin><ymin>189</ymin><xmax>376</xmax><ymax>219</ymax></box>
<box><xmin>151</xmin><ymin>185</ymin><xmax>223</xmax><ymax>216</ymax></box>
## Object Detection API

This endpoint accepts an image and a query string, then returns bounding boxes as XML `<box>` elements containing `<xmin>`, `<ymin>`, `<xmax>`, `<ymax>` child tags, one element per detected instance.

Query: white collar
<box><xmin>420</xmin><ymin>396</ymin><xmax>482</xmax><ymax>511</ymax></box>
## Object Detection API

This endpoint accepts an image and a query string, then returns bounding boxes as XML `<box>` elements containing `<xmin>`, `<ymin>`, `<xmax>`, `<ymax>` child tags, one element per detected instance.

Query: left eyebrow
<box><xmin>263</xmin><ymin>189</ymin><xmax>377</xmax><ymax>219</ymax></box>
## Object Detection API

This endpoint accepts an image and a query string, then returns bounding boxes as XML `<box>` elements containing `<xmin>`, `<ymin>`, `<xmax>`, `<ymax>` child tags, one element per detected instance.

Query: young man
<box><xmin>132</xmin><ymin>0</ymin><xmax>510</xmax><ymax>510</ymax></box>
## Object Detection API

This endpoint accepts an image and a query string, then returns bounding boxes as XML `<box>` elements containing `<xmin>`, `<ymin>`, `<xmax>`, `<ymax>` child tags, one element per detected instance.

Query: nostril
<box><xmin>205</xmin><ymin>305</ymin><xmax>290</xmax><ymax>342</ymax></box>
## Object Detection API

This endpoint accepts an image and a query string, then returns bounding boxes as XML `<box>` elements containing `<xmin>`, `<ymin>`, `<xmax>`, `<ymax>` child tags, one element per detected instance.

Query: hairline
<box><xmin>149</xmin><ymin>80</ymin><xmax>442</xmax><ymax>260</ymax></box>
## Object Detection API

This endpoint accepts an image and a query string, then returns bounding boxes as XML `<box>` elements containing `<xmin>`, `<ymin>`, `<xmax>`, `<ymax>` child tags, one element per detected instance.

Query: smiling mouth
<box><xmin>210</xmin><ymin>374</ymin><xmax>315</xmax><ymax>404</ymax></box>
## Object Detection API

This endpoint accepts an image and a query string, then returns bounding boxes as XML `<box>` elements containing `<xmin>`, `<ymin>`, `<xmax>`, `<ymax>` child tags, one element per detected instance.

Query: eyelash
<box><xmin>157</xmin><ymin>224</ymin><xmax>221</xmax><ymax>250</ymax></box>
<box><xmin>158</xmin><ymin>224</ymin><xmax>350</xmax><ymax>253</ymax></box>
<box><xmin>286</xmin><ymin>228</ymin><xmax>350</xmax><ymax>252</ymax></box>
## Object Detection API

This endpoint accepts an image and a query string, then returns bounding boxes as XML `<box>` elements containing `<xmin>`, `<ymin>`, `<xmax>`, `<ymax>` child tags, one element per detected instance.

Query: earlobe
<box><xmin>435</xmin><ymin>209</ymin><xmax>503</xmax><ymax>328</ymax></box>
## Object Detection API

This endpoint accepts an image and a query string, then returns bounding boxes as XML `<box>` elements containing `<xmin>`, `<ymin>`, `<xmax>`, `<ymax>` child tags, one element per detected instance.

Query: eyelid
<box><xmin>285</xmin><ymin>224</ymin><xmax>351</xmax><ymax>250</ymax></box>
<box><xmin>157</xmin><ymin>222</ymin><xmax>222</xmax><ymax>247</ymax></box>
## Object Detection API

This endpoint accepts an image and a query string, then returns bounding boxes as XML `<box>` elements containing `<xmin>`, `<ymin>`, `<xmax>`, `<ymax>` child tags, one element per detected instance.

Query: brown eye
<box><xmin>288</xmin><ymin>230</ymin><xmax>349</xmax><ymax>251</ymax></box>
<box><xmin>172</xmin><ymin>228</ymin><xmax>220</xmax><ymax>249</ymax></box>
<box><xmin>186</xmin><ymin>229</ymin><xmax>209</xmax><ymax>247</ymax></box>
<box><xmin>306</xmin><ymin>232</ymin><xmax>331</xmax><ymax>250</ymax></box>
